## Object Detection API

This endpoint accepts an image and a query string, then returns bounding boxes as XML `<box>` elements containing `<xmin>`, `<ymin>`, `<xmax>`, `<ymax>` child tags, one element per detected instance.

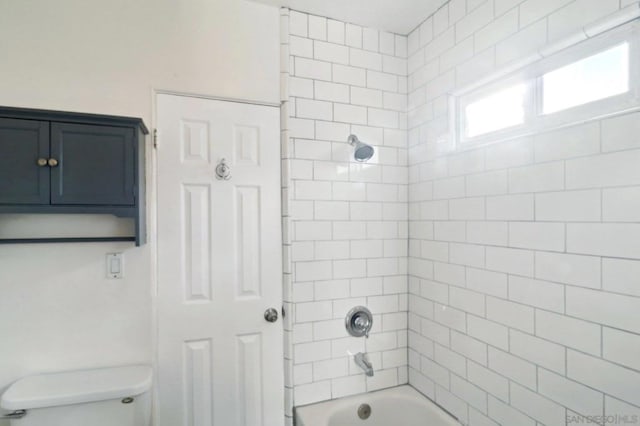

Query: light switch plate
<box><xmin>106</xmin><ymin>253</ymin><xmax>124</xmax><ymax>279</ymax></box>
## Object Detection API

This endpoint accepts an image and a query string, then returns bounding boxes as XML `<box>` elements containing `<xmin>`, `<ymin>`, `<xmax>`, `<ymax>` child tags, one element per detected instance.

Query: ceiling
<box><xmin>248</xmin><ymin>0</ymin><xmax>448</xmax><ymax>34</ymax></box>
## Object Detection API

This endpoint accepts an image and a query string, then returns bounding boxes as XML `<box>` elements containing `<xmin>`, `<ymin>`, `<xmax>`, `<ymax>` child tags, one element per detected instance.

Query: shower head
<box><xmin>348</xmin><ymin>134</ymin><xmax>375</xmax><ymax>162</ymax></box>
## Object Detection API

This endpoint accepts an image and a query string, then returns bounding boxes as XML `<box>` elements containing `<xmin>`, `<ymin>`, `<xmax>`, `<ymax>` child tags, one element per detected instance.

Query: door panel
<box><xmin>0</xmin><ymin>118</ymin><xmax>49</xmax><ymax>204</ymax></box>
<box><xmin>157</xmin><ymin>94</ymin><xmax>283</xmax><ymax>426</ymax></box>
<box><xmin>50</xmin><ymin>123</ymin><xmax>134</xmax><ymax>205</ymax></box>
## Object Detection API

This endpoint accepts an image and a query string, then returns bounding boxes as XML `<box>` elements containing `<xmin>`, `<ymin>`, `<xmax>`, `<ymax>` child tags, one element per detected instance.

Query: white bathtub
<box><xmin>294</xmin><ymin>385</ymin><xmax>460</xmax><ymax>426</ymax></box>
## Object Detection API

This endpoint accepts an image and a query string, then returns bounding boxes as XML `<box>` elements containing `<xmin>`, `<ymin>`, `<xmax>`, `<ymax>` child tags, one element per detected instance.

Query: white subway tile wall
<box><xmin>281</xmin><ymin>8</ymin><xmax>409</xmax><ymax>424</ymax></box>
<box><xmin>283</xmin><ymin>0</ymin><xmax>640</xmax><ymax>424</ymax></box>
<box><xmin>408</xmin><ymin>1</ymin><xmax>640</xmax><ymax>426</ymax></box>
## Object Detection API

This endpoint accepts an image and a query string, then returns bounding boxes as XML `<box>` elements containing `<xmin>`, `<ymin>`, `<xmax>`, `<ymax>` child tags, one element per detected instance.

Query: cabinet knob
<box><xmin>48</xmin><ymin>158</ymin><xmax>59</xmax><ymax>167</ymax></box>
<box><xmin>36</xmin><ymin>158</ymin><xmax>48</xmax><ymax>167</ymax></box>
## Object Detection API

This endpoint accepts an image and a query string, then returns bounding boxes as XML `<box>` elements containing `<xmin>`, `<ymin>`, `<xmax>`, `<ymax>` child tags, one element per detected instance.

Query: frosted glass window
<box><xmin>543</xmin><ymin>43</ymin><xmax>630</xmax><ymax>114</ymax></box>
<box><xmin>465</xmin><ymin>84</ymin><xmax>527</xmax><ymax>138</ymax></box>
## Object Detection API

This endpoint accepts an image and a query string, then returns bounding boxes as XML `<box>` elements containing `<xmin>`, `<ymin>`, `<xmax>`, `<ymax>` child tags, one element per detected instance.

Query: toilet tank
<box><xmin>0</xmin><ymin>365</ymin><xmax>152</xmax><ymax>426</ymax></box>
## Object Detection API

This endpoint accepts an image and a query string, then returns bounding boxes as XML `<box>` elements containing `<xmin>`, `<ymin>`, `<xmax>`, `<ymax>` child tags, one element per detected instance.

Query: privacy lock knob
<box><xmin>264</xmin><ymin>308</ymin><xmax>278</xmax><ymax>323</ymax></box>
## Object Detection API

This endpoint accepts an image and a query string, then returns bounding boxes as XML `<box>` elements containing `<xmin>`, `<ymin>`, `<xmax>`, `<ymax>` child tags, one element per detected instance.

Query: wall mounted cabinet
<box><xmin>0</xmin><ymin>107</ymin><xmax>148</xmax><ymax>245</ymax></box>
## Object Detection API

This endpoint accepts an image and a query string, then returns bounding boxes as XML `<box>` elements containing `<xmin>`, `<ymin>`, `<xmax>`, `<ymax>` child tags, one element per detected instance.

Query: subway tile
<box><xmin>466</xmin><ymin>268</ymin><xmax>508</xmax><ymax>298</ymax></box>
<box><xmin>602</xmin><ymin>258</ymin><xmax>640</xmax><ymax>297</ymax></box>
<box><xmin>509</xmin><ymin>276</ymin><xmax>564</xmax><ymax>313</ymax></box>
<box><xmin>289</xmin><ymin>11</ymin><xmax>308</xmax><ymax>37</ymax></box>
<box><xmin>350</xmin><ymin>48</ymin><xmax>382</xmax><ymax>71</ymax></box>
<box><xmin>488</xmin><ymin>396</ymin><xmax>535</xmax><ymax>426</ymax></box>
<box><xmin>332</xmin><ymin>64</ymin><xmax>366</xmax><ymax>86</ymax></box>
<box><xmin>367</xmin><ymin>70</ymin><xmax>398</xmax><ymax>92</ymax></box>
<box><xmin>603</xmin><ymin>327</ymin><xmax>640</xmax><ymax>372</ymax></box>
<box><xmin>488</xmin><ymin>347</ymin><xmax>537</xmax><ymax>389</ymax></box>
<box><xmin>308</xmin><ymin>15</ymin><xmax>327</xmax><ymax>40</ymax></box>
<box><xmin>547</xmin><ymin>0</ymin><xmax>619</xmax><ymax>42</ymax></box>
<box><xmin>486</xmin><ymin>297</ymin><xmax>534</xmax><ymax>333</ymax></box>
<box><xmin>469</xmin><ymin>362</ymin><xmax>509</xmax><ymax>402</ymax></box>
<box><xmin>539</xmin><ymin>369</ymin><xmax>603</xmax><ymax>418</ymax></box>
<box><xmin>455</xmin><ymin>0</ymin><xmax>493</xmax><ymax>42</ymax></box>
<box><xmin>535</xmin><ymin>190</ymin><xmax>601</xmax><ymax>222</ymax></box>
<box><xmin>434</xmin><ymin>304</ymin><xmax>467</xmax><ymax>332</ymax></box>
<box><xmin>496</xmin><ymin>19</ymin><xmax>547</xmax><ymax>66</ymax></box>
<box><xmin>566</xmin><ymin>150</ymin><xmax>640</xmax><ymax>190</ymax></box>
<box><xmin>450</xmin><ymin>287</ymin><xmax>486</xmax><ymax>316</ymax></box>
<box><xmin>485</xmin><ymin>137</ymin><xmax>534</xmax><ymax>171</ymax></box>
<box><xmin>486</xmin><ymin>194</ymin><xmax>534</xmax><ymax>221</ymax></box>
<box><xmin>568</xmin><ymin>350</ymin><xmax>640</xmax><ymax>407</ymax></box>
<box><xmin>509</xmin><ymin>161</ymin><xmax>565</xmax><ymax>194</ymax></box>
<box><xmin>509</xmin><ymin>383</ymin><xmax>567</xmax><ymax>426</ymax></box>
<box><xmin>534</xmin><ymin>122</ymin><xmax>600</xmax><ymax>162</ymax></box>
<box><xmin>332</xmin><ymin>375</ymin><xmax>366</xmax><ymax>399</ymax></box>
<box><xmin>451</xmin><ymin>375</ymin><xmax>488</xmax><ymax>414</ymax></box>
<box><xmin>334</xmin><ymin>103</ymin><xmax>367</xmax><ymax>125</ymax></box>
<box><xmin>602</xmin><ymin>112</ymin><xmax>640</xmax><ymax>152</ymax></box>
<box><xmin>535</xmin><ymin>252</ymin><xmax>601</xmax><ymax>289</ymax></box>
<box><xmin>509</xmin><ymin>222</ymin><xmax>565</xmax><ymax>252</ymax></box>
<box><xmin>451</xmin><ymin>331</ymin><xmax>488</xmax><ymax>365</ymax></box>
<box><xmin>605</xmin><ymin>397</ymin><xmax>640</xmax><ymax>422</ymax></box>
<box><xmin>567</xmin><ymin>223</ymin><xmax>640</xmax><ymax>259</ymax></box>
<box><xmin>567</xmin><ymin>286</ymin><xmax>640</xmax><ymax>334</ymax></box>
<box><xmin>295</xmin><ymin>340</ymin><xmax>331</xmax><ymax>364</ymax></box>
<box><xmin>449</xmin><ymin>243</ymin><xmax>485</xmax><ymax>268</ymax></box>
<box><xmin>603</xmin><ymin>187</ymin><xmax>640</xmax><ymax>222</ymax></box>
<box><xmin>510</xmin><ymin>329</ymin><xmax>566</xmax><ymax>374</ymax></box>
<box><xmin>450</xmin><ymin>198</ymin><xmax>485</xmax><ymax>221</ymax></box>
<box><xmin>345</xmin><ymin>23</ymin><xmax>363</xmax><ymax>48</ymax></box>
<box><xmin>467</xmin><ymin>222</ymin><xmax>508</xmax><ymax>246</ymax></box>
<box><xmin>295</xmin><ymin>381</ymin><xmax>332</xmax><ymax>406</ymax></box>
<box><xmin>295</xmin><ymin>57</ymin><xmax>331</xmax><ymax>80</ymax></box>
<box><xmin>519</xmin><ymin>0</ymin><xmax>573</xmax><ymax>28</ymax></box>
<box><xmin>466</xmin><ymin>170</ymin><xmax>508</xmax><ymax>197</ymax></box>
<box><xmin>486</xmin><ymin>247</ymin><xmax>534</xmax><ymax>277</ymax></box>
<box><xmin>296</xmin><ymin>98</ymin><xmax>333</xmax><ymax>120</ymax></box>
<box><xmin>290</xmin><ymin>35</ymin><xmax>313</xmax><ymax>58</ymax></box>
<box><xmin>475</xmin><ymin>9</ymin><xmax>518</xmax><ymax>53</ymax></box>
<box><xmin>536</xmin><ymin>309</ymin><xmax>601</xmax><ymax>355</ymax></box>
<box><xmin>327</xmin><ymin>19</ymin><xmax>345</xmax><ymax>45</ymax></box>
<box><xmin>468</xmin><ymin>316</ymin><xmax>509</xmax><ymax>350</ymax></box>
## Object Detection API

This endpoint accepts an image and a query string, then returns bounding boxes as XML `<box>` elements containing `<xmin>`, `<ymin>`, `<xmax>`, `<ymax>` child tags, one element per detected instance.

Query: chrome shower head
<box><xmin>348</xmin><ymin>134</ymin><xmax>375</xmax><ymax>162</ymax></box>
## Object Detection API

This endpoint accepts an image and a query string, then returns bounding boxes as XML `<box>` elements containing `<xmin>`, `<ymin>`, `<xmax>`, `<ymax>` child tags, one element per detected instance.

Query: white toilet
<box><xmin>0</xmin><ymin>365</ymin><xmax>152</xmax><ymax>426</ymax></box>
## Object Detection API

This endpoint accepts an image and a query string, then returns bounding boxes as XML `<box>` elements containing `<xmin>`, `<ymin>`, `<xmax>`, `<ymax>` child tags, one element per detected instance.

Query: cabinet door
<box><xmin>0</xmin><ymin>118</ymin><xmax>50</xmax><ymax>204</ymax></box>
<box><xmin>50</xmin><ymin>123</ymin><xmax>135</xmax><ymax>205</ymax></box>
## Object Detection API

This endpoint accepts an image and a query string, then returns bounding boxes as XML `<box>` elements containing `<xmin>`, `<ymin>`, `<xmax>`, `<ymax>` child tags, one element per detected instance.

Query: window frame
<box><xmin>454</xmin><ymin>21</ymin><xmax>640</xmax><ymax>149</ymax></box>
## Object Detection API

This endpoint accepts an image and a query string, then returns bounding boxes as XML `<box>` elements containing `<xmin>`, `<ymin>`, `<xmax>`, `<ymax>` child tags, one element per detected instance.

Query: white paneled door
<box><xmin>156</xmin><ymin>94</ymin><xmax>283</xmax><ymax>426</ymax></box>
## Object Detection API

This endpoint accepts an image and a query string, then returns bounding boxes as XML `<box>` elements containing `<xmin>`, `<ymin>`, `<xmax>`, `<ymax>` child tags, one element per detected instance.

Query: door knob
<box><xmin>264</xmin><ymin>308</ymin><xmax>278</xmax><ymax>323</ymax></box>
<box><xmin>48</xmin><ymin>158</ymin><xmax>59</xmax><ymax>167</ymax></box>
<box><xmin>36</xmin><ymin>158</ymin><xmax>48</xmax><ymax>167</ymax></box>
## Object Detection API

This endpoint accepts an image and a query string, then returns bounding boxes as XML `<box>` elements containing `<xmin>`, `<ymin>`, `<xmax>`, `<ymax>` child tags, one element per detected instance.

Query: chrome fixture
<box><xmin>215</xmin><ymin>158</ymin><xmax>231</xmax><ymax>180</ymax></box>
<box><xmin>354</xmin><ymin>352</ymin><xmax>374</xmax><ymax>377</ymax></box>
<box><xmin>348</xmin><ymin>134</ymin><xmax>375</xmax><ymax>162</ymax></box>
<box><xmin>345</xmin><ymin>306</ymin><xmax>373</xmax><ymax>338</ymax></box>
<box><xmin>264</xmin><ymin>307</ymin><xmax>279</xmax><ymax>323</ymax></box>
<box><xmin>0</xmin><ymin>410</ymin><xmax>27</xmax><ymax>420</ymax></box>
<box><xmin>358</xmin><ymin>404</ymin><xmax>372</xmax><ymax>420</ymax></box>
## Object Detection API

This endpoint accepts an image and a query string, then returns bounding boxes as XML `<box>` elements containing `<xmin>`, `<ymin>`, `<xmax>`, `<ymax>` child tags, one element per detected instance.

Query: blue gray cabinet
<box><xmin>0</xmin><ymin>107</ymin><xmax>148</xmax><ymax>246</ymax></box>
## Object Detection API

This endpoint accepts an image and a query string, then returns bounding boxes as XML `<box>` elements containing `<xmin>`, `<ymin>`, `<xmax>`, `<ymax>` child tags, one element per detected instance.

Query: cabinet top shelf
<box><xmin>0</xmin><ymin>106</ymin><xmax>149</xmax><ymax>135</ymax></box>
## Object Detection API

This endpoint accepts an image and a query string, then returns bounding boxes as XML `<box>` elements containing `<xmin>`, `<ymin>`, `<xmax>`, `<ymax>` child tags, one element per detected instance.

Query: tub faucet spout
<box><xmin>354</xmin><ymin>352</ymin><xmax>374</xmax><ymax>376</ymax></box>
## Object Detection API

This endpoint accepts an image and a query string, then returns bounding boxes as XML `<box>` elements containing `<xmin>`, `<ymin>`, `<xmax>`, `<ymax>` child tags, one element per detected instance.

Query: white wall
<box><xmin>0</xmin><ymin>0</ymin><xmax>279</xmax><ymax>422</ymax></box>
<box><xmin>280</xmin><ymin>9</ymin><xmax>409</xmax><ymax>422</ymax></box>
<box><xmin>407</xmin><ymin>0</ymin><xmax>640</xmax><ymax>425</ymax></box>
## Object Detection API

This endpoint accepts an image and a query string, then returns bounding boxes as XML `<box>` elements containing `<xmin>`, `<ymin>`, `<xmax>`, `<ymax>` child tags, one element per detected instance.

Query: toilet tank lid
<box><xmin>0</xmin><ymin>365</ymin><xmax>152</xmax><ymax>411</ymax></box>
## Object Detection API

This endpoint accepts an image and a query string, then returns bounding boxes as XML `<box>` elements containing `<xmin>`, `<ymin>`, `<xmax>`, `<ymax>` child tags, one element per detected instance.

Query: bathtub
<box><xmin>294</xmin><ymin>385</ymin><xmax>460</xmax><ymax>426</ymax></box>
